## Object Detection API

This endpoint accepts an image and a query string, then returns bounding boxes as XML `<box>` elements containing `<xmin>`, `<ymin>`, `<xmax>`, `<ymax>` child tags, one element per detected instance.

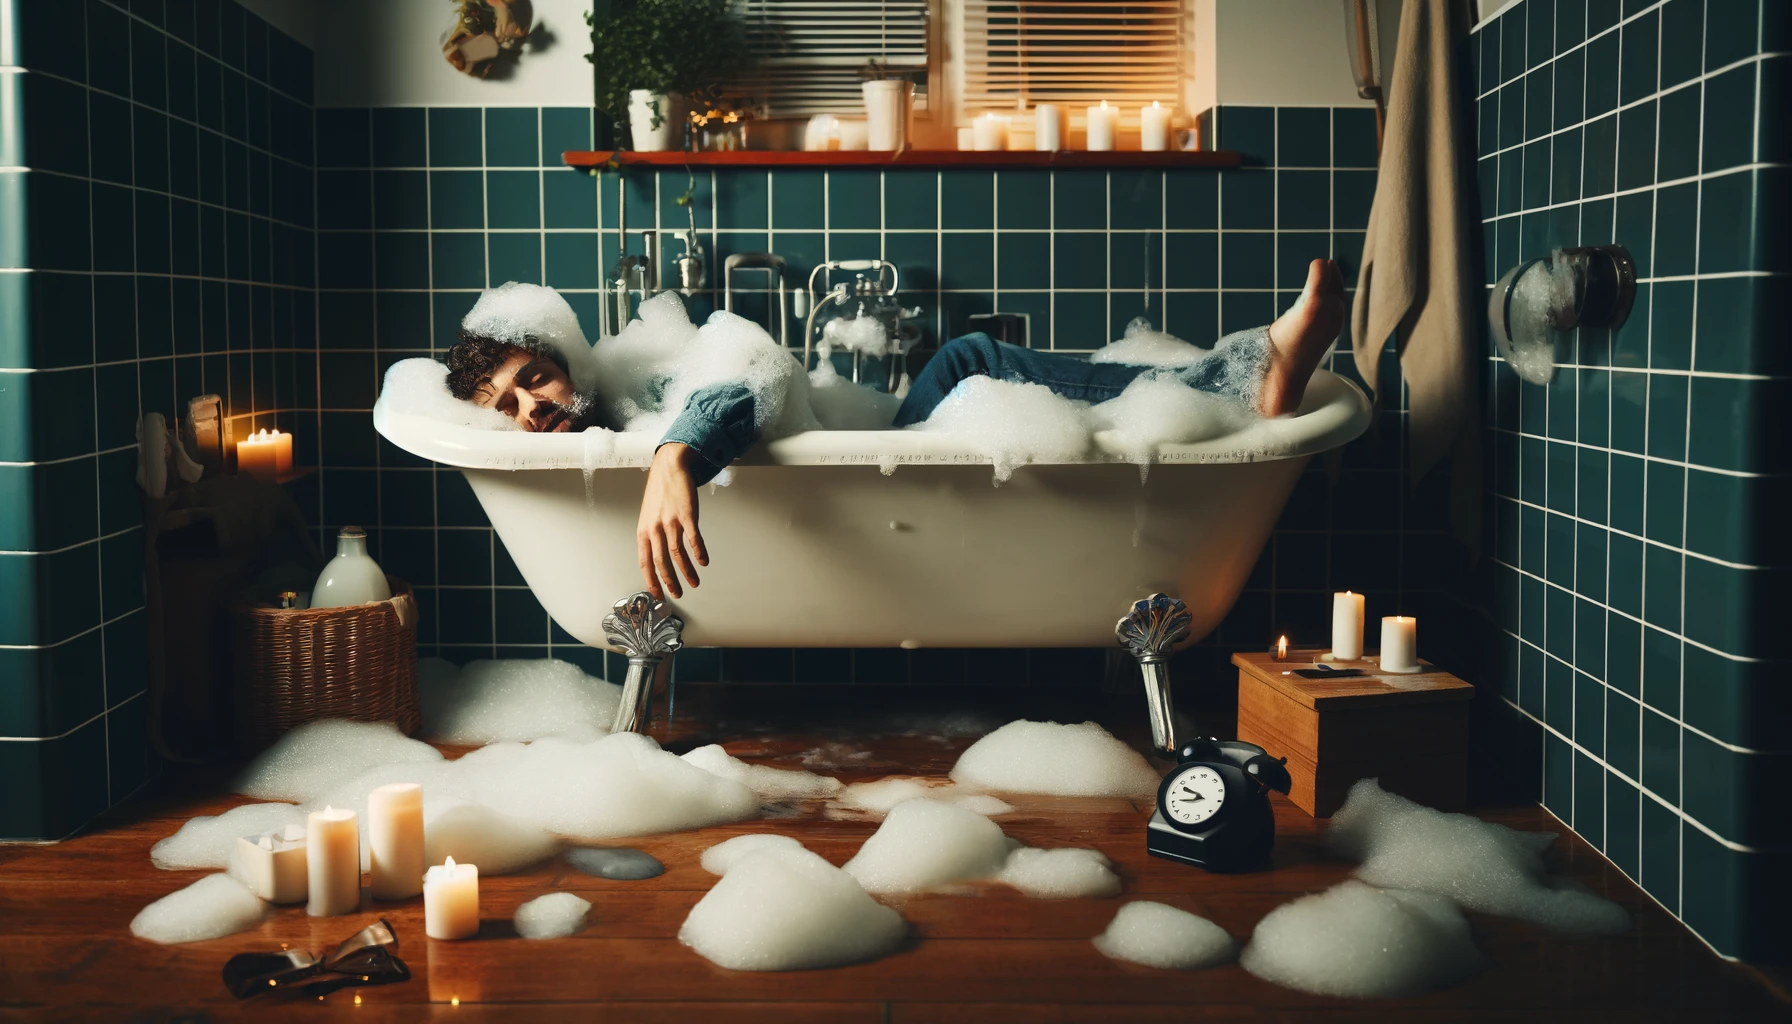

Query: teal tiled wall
<box><xmin>0</xmin><ymin>0</ymin><xmax>316</xmax><ymax>839</ymax></box>
<box><xmin>1469</xmin><ymin>0</ymin><xmax>1790</xmax><ymax>960</ymax></box>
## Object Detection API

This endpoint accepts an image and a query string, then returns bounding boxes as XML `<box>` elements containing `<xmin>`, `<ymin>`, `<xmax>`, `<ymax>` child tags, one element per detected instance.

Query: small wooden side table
<box><xmin>1232</xmin><ymin>650</ymin><xmax>1474</xmax><ymax>818</ymax></box>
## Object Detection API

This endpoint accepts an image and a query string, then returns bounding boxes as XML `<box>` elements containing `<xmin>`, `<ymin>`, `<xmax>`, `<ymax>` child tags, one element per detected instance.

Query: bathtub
<box><xmin>375</xmin><ymin>370</ymin><xmax>1370</xmax><ymax>653</ymax></box>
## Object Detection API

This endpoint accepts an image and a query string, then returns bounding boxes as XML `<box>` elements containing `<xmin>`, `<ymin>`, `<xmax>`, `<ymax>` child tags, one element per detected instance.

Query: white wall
<box><xmin>312</xmin><ymin>0</ymin><xmax>594</xmax><ymax>108</ymax></box>
<box><xmin>1203</xmin><ymin>0</ymin><xmax>1403</xmax><ymax>108</ymax></box>
<box><xmin>235</xmin><ymin>0</ymin><xmax>319</xmax><ymax>51</ymax></box>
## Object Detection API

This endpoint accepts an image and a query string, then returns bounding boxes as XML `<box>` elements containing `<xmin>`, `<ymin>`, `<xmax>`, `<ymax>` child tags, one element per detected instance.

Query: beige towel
<box><xmin>1352</xmin><ymin>0</ymin><xmax>1480</xmax><ymax>549</ymax></box>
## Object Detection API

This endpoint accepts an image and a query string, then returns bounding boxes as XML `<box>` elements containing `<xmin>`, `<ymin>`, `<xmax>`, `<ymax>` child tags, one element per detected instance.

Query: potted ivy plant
<box><xmin>585</xmin><ymin>0</ymin><xmax>748</xmax><ymax>152</ymax></box>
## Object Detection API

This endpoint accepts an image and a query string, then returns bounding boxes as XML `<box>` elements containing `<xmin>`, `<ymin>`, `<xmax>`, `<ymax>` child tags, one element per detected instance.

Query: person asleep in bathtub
<box><xmin>443</xmin><ymin>259</ymin><xmax>1345</xmax><ymax>602</ymax></box>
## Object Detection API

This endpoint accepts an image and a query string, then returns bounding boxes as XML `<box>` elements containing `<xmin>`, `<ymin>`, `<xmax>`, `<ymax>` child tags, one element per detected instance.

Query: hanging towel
<box><xmin>1351</xmin><ymin>0</ymin><xmax>1480</xmax><ymax>551</ymax></box>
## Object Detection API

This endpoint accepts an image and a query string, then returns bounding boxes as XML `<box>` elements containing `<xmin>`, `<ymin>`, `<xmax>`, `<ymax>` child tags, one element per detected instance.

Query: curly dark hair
<box><xmin>443</xmin><ymin>330</ymin><xmax>567</xmax><ymax>400</ymax></box>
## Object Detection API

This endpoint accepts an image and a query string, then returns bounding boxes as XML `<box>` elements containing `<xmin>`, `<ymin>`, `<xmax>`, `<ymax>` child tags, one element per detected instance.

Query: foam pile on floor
<box><xmin>418</xmin><ymin>657</ymin><xmax>622</xmax><ymax>745</ymax></box>
<box><xmin>233</xmin><ymin>720</ymin><xmax>443</xmax><ymax>803</ymax></box>
<box><xmin>842</xmin><ymin>798</ymin><xmax>1016</xmax><ymax>893</ymax></box>
<box><xmin>681</xmin><ymin>837</ymin><xmax>908</xmax><ymax>970</ymax></box>
<box><xmin>514</xmin><ymin>892</ymin><xmax>592</xmax><ymax>939</ymax></box>
<box><xmin>1239</xmin><ymin>880</ymin><xmax>1479</xmax><ymax>997</ymax></box>
<box><xmin>831</xmin><ymin>777</ymin><xmax>1012</xmax><ymax>817</ymax></box>
<box><xmin>949</xmin><ymin>720</ymin><xmax>1161</xmax><ymax>799</ymax></box>
<box><xmin>1326</xmin><ymin>779</ymin><xmax>1629</xmax><ymax>934</ymax></box>
<box><xmin>996</xmin><ymin>847</ymin><xmax>1121</xmax><ymax>899</ymax></box>
<box><xmin>130</xmin><ymin>874</ymin><xmax>268</xmax><ymax>944</ymax></box>
<box><xmin>1093</xmin><ymin>902</ymin><xmax>1236</xmax><ymax>969</ymax></box>
<box><xmin>701</xmin><ymin>834</ymin><xmax>809</xmax><ymax>875</ymax></box>
<box><xmin>681</xmin><ymin>744</ymin><xmax>845</xmax><ymax>800</ymax></box>
<box><xmin>422</xmin><ymin>800</ymin><xmax>561</xmax><ymax>874</ymax></box>
<box><xmin>151</xmin><ymin>802</ymin><xmax>307</xmax><ymax>870</ymax></box>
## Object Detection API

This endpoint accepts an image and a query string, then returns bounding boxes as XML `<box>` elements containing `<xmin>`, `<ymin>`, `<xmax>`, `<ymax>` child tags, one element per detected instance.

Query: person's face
<box><xmin>469</xmin><ymin>349</ymin><xmax>580</xmax><ymax>432</ymax></box>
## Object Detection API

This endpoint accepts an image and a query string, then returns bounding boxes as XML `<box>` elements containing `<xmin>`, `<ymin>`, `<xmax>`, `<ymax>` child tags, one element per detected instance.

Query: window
<box><xmin>732</xmin><ymin>0</ymin><xmax>934</xmax><ymax>117</ymax></box>
<box><xmin>958</xmin><ymin>1</ymin><xmax>1188</xmax><ymax>121</ymax></box>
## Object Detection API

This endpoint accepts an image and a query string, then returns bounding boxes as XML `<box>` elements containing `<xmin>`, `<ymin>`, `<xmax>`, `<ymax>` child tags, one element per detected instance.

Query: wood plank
<box><xmin>1233</xmin><ymin>651</ymin><xmax>1474</xmax><ymax>710</ymax></box>
<box><xmin>560</xmin><ymin>149</ymin><xmax>1243</xmax><ymax>170</ymax></box>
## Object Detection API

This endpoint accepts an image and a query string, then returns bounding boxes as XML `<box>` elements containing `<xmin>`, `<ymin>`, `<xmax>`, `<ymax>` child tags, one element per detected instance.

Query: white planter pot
<box><xmin>628</xmin><ymin>89</ymin><xmax>682</xmax><ymax>151</ymax></box>
<box><xmin>861</xmin><ymin>79</ymin><xmax>913</xmax><ymax>152</ymax></box>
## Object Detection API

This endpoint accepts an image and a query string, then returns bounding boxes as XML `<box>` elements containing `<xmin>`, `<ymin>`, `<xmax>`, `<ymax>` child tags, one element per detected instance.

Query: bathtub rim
<box><xmin>373</xmin><ymin>368</ymin><xmax>1371</xmax><ymax>472</ymax></box>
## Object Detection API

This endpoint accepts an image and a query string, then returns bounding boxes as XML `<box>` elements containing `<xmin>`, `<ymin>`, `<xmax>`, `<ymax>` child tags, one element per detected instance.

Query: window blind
<box><xmin>731</xmin><ymin>0</ymin><xmax>931</xmax><ymax>116</ymax></box>
<box><xmin>961</xmin><ymin>1</ymin><xmax>1185</xmax><ymax>116</ymax></box>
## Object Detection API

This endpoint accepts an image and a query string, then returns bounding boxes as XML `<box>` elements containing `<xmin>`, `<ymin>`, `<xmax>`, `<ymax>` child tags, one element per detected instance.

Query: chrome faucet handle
<box><xmin>604</xmin><ymin>592</ymin><xmax>684</xmax><ymax>735</ymax></box>
<box><xmin>1116</xmin><ymin>593</ymin><xmax>1193</xmax><ymax>754</ymax></box>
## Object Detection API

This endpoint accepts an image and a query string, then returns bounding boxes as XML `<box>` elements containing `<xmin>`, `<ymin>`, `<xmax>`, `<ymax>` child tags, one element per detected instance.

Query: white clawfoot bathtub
<box><xmin>374</xmin><ymin>371</ymin><xmax>1370</xmax><ymax>651</ymax></box>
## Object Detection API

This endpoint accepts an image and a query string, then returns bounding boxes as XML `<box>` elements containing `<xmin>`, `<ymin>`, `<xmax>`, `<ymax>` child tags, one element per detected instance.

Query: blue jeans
<box><xmin>891</xmin><ymin>329</ymin><xmax>1270</xmax><ymax>428</ymax></box>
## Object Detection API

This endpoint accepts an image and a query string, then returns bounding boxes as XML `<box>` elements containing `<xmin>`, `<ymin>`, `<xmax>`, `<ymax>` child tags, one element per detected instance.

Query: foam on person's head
<box><xmin>513</xmin><ymin>892</ymin><xmax>592</xmax><ymax>939</ymax></box>
<box><xmin>949</xmin><ymin>720</ymin><xmax>1160</xmax><ymax>799</ymax></box>
<box><xmin>152</xmin><ymin>802</ymin><xmax>307</xmax><ymax>870</ymax></box>
<box><xmin>701</xmin><ymin>833</ymin><xmax>809</xmax><ymax>876</ymax></box>
<box><xmin>418</xmin><ymin>657</ymin><xmax>622</xmax><ymax>745</ymax></box>
<box><xmin>1326</xmin><ymin>779</ymin><xmax>1630</xmax><ymax>934</ymax></box>
<box><xmin>997</xmin><ymin>846</ymin><xmax>1121</xmax><ymax>898</ymax></box>
<box><xmin>914</xmin><ymin>376</ymin><xmax>1091</xmax><ymax>483</ymax></box>
<box><xmin>461</xmin><ymin>281</ymin><xmax>602</xmax><ymax>392</ymax></box>
<box><xmin>423</xmin><ymin>799</ymin><xmax>560</xmax><ymax>874</ymax></box>
<box><xmin>379</xmin><ymin>358</ymin><xmax>519</xmax><ymax>431</ymax></box>
<box><xmin>234</xmin><ymin>720</ymin><xmax>443</xmax><ymax>804</ymax></box>
<box><xmin>680</xmin><ymin>744</ymin><xmax>845</xmax><ymax>800</ymax></box>
<box><xmin>1240</xmin><ymin>880</ymin><xmax>1479</xmax><ymax>997</ymax></box>
<box><xmin>841</xmin><ymin>798</ymin><xmax>1014</xmax><ymax>894</ymax></box>
<box><xmin>1093</xmin><ymin>902</ymin><xmax>1236</xmax><ymax>969</ymax></box>
<box><xmin>678</xmin><ymin>843</ymin><xmax>908</xmax><ymax>970</ymax></box>
<box><xmin>130</xmin><ymin>874</ymin><xmax>267</xmax><ymax>944</ymax></box>
<box><xmin>1090</xmin><ymin>318</ymin><xmax>1210</xmax><ymax>366</ymax></box>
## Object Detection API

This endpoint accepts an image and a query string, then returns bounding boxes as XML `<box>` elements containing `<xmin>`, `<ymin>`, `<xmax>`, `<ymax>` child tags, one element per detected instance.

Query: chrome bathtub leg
<box><xmin>603</xmin><ymin>592</ymin><xmax>685</xmax><ymax>735</ymax></box>
<box><xmin>1115</xmin><ymin>593</ymin><xmax>1193</xmax><ymax>755</ymax></box>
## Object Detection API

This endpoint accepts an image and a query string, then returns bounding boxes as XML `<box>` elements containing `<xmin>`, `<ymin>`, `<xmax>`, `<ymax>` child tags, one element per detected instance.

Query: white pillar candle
<box><xmin>1034</xmin><ymin>104</ymin><xmax>1062</xmax><ymax>151</ymax></box>
<box><xmin>1380</xmin><ymin>616</ymin><xmax>1419</xmax><ymax>672</ymax></box>
<box><xmin>1085</xmin><ymin>102</ymin><xmax>1118</xmax><ymax>151</ymax></box>
<box><xmin>306</xmin><ymin>805</ymin><xmax>361</xmax><ymax>917</ymax></box>
<box><xmin>424</xmin><ymin>857</ymin><xmax>480</xmax><ymax>940</ymax></box>
<box><xmin>367</xmin><ymin>782</ymin><xmax>425</xmax><ymax>900</ymax></box>
<box><xmin>233</xmin><ymin>824</ymin><xmax>307</xmax><ymax>905</ymax></box>
<box><xmin>956</xmin><ymin>126</ymin><xmax>975</xmax><ymax>151</ymax></box>
<box><xmin>1330</xmin><ymin>591</ymin><xmax>1365</xmax><ymax>661</ymax></box>
<box><xmin>973</xmin><ymin>113</ymin><xmax>1009</xmax><ymax>151</ymax></box>
<box><xmin>1140</xmin><ymin>101</ymin><xmax>1171</xmax><ymax>151</ymax></box>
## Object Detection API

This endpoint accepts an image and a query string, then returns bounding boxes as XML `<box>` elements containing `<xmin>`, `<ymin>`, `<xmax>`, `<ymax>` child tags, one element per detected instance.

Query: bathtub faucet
<box><xmin>1115</xmin><ymin>594</ymin><xmax>1193</xmax><ymax>754</ymax></box>
<box><xmin>602</xmin><ymin>592</ymin><xmax>686</xmax><ymax>734</ymax></box>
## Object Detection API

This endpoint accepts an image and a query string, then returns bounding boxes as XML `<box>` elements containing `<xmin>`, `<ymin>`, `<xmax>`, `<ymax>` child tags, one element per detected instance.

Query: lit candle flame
<box><xmin>1277</xmin><ymin>635</ymin><xmax>1288</xmax><ymax>659</ymax></box>
<box><xmin>445</xmin><ymin>855</ymin><xmax>456</xmax><ymax>869</ymax></box>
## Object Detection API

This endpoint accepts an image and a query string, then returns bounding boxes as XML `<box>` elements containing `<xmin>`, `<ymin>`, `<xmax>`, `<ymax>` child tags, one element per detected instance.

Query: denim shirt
<box><xmin>656</xmin><ymin>383</ymin><xmax>757</xmax><ymax>486</ymax></box>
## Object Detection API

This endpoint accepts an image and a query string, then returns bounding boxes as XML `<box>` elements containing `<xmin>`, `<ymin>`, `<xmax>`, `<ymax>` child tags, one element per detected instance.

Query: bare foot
<box><xmin>1260</xmin><ymin>259</ymin><xmax>1346</xmax><ymax>416</ymax></box>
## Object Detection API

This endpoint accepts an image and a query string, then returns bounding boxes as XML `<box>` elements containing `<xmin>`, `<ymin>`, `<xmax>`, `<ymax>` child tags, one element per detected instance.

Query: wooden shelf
<box><xmin>562</xmin><ymin>149</ymin><xmax>1242</xmax><ymax>170</ymax></box>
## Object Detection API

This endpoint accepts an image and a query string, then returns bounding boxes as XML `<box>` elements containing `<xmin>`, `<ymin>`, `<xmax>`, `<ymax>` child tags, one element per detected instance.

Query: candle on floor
<box><xmin>368</xmin><ymin>783</ymin><xmax>425</xmax><ymax>900</ymax></box>
<box><xmin>1034</xmin><ymin>104</ymin><xmax>1062</xmax><ymax>151</ymax></box>
<box><xmin>1085</xmin><ymin>101</ymin><xmax>1118</xmax><ymax>151</ymax></box>
<box><xmin>973</xmin><ymin>112</ymin><xmax>1009</xmax><ymax>151</ymax></box>
<box><xmin>1330</xmin><ymin>591</ymin><xmax>1365</xmax><ymax>661</ymax></box>
<box><xmin>234</xmin><ymin>824</ymin><xmax>307</xmax><ymax>904</ymax></box>
<box><xmin>424</xmin><ymin>857</ymin><xmax>480</xmax><ymax>940</ymax></box>
<box><xmin>306</xmin><ymin>805</ymin><xmax>361</xmax><ymax>917</ymax></box>
<box><xmin>1140</xmin><ymin>101</ymin><xmax>1171</xmax><ymax>151</ymax></box>
<box><xmin>1379</xmin><ymin>616</ymin><xmax>1419</xmax><ymax>672</ymax></box>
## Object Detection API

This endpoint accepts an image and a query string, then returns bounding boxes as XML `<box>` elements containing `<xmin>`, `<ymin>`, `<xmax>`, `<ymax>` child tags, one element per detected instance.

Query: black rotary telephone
<box><xmin>1145</xmin><ymin>738</ymin><xmax>1292</xmax><ymax>872</ymax></box>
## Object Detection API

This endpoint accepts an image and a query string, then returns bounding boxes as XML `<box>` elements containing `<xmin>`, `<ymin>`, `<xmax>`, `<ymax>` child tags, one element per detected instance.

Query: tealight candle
<box><xmin>973</xmin><ymin>112</ymin><xmax>1009</xmax><ymax>151</ymax></box>
<box><xmin>1273</xmin><ymin>635</ymin><xmax>1289</xmax><ymax>662</ymax></box>
<box><xmin>1085</xmin><ymin>101</ymin><xmax>1118</xmax><ymax>151</ymax></box>
<box><xmin>306</xmin><ymin>805</ymin><xmax>361</xmax><ymax>917</ymax></box>
<box><xmin>1034</xmin><ymin>104</ymin><xmax>1062</xmax><ymax>151</ymax></box>
<box><xmin>424</xmin><ymin>857</ymin><xmax>480</xmax><ymax>940</ymax></box>
<box><xmin>1380</xmin><ymin>616</ymin><xmax>1419</xmax><ymax>672</ymax></box>
<box><xmin>1140</xmin><ymin>101</ymin><xmax>1171</xmax><ymax>151</ymax></box>
<box><xmin>368</xmin><ymin>783</ymin><xmax>425</xmax><ymax>900</ymax></box>
<box><xmin>232</xmin><ymin>824</ymin><xmax>307</xmax><ymax>904</ymax></box>
<box><xmin>1330</xmin><ymin>591</ymin><xmax>1365</xmax><ymax>661</ymax></box>
<box><xmin>235</xmin><ymin>428</ymin><xmax>292</xmax><ymax>482</ymax></box>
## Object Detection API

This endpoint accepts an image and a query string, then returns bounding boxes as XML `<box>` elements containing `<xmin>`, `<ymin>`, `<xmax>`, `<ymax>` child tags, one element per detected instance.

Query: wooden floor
<box><xmin>1</xmin><ymin>686</ymin><xmax>1785</xmax><ymax>1023</ymax></box>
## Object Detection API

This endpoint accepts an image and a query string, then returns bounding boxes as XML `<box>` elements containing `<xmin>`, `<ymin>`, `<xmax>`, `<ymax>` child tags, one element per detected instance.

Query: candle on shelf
<box><xmin>232</xmin><ymin>824</ymin><xmax>307</xmax><ymax>904</ymax></box>
<box><xmin>1273</xmin><ymin>635</ymin><xmax>1289</xmax><ymax>662</ymax></box>
<box><xmin>973</xmin><ymin>112</ymin><xmax>1009</xmax><ymax>151</ymax></box>
<box><xmin>424</xmin><ymin>857</ymin><xmax>480</xmax><ymax>940</ymax></box>
<box><xmin>956</xmin><ymin>126</ymin><xmax>975</xmax><ymax>151</ymax></box>
<box><xmin>1330</xmin><ymin>591</ymin><xmax>1365</xmax><ymax>661</ymax></box>
<box><xmin>306</xmin><ymin>805</ymin><xmax>361</xmax><ymax>917</ymax></box>
<box><xmin>1034</xmin><ymin>104</ymin><xmax>1062</xmax><ymax>151</ymax></box>
<box><xmin>1085</xmin><ymin>101</ymin><xmax>1118</xmax><ymax>151</ymax></box>
<box><xmin>368</xmin><ymin>782</ymin><xmax>425</xmax><ymax>900</ymax></box>
<box><xmin>1379</xmin><ymin>616</ymin><xmax>1420</xmax><ymax>672</ymax></box>
<box><xmin>1140</xmin><ymin>101</ymin><xmax>1171</xmax><ymax>151</ymax></box>
<box><xmin>235</xmin><ymin>428</ymin><xmax>292</xmax><ymax>482</ymax></box>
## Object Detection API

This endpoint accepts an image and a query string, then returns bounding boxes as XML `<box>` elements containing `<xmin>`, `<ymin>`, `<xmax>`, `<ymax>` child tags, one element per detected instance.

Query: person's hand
<box><xmin>637</xmin><ymin>443</ymin><xmax>708</xmax><ymax>600</ymax></box>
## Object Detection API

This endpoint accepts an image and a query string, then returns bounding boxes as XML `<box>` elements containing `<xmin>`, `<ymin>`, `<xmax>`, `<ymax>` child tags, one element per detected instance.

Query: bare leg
<box><xmin>1260</xmin><ymin>259</ymin><xmax>1346</xmax><ymax>416</ymax></box>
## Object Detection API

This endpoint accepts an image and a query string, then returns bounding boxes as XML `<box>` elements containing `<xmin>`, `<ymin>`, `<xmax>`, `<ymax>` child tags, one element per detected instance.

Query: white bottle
<box><xmin>311</xmin><ymin>526</ymin><xmax>391</xmax><ymax>608</ymax></box>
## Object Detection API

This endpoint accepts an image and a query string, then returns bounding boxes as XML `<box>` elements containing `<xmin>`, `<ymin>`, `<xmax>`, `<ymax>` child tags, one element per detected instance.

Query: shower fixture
<box><xmin>1489</xmin><ymin>244</ymin><xmax>1635</xmax><ymax>385</ymax></box>
<box><xmin>723</xmin><ymin>252</ymin><xmax>791</xmax><ymax>345</ymax></box>
<box><xmin>801</xmin><ymin>259</ymin><xmax>923</xmax><ymax>393</ymax></box>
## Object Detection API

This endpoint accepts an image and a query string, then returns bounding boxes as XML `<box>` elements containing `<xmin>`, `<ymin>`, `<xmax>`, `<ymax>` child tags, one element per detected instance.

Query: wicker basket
<box><xmin>233</xmin><ymin>576</ymin><xmax>420</xmax><ymax>754</ymax></box>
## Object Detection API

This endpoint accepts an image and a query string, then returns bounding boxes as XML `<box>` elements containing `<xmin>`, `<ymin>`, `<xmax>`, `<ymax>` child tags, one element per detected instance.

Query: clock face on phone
<box><xmin>1164</xmin><ymin>765</ymin><xmax>1227</xmax><ymax>827</ymax></box>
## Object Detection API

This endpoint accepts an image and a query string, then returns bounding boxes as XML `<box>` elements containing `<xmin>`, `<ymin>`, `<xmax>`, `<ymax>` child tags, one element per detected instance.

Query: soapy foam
<box><xmin>1501</xmin><ymin>251</ymin><xmax>1585</xmax><ymax>384</ymax></box>
<box><xmin>1090</xmin><ymin>318</ymin><xmax>1210</xmax><ymax>366</ymax></box>
<box><xmin>950</xmin><ymin>720</ymin><xmax>1161</xmax><ymax>800</ymax></box>
<box><xmin>513</xmin><ymin>892</ymin><xmax>593</xmax><ymax>939</ymax></box>
<box><xmin>1240</xmin><ymin>880</ymin><xmax>1479</xmax><ymax>997</ymax></box>
<box><xmin>915</xmin><ymin>375</ymin><xmax>1091</xmax><ymax>484</ymax></box>
<box><xmin>151</xmin><ymin>802</ymin><xmax>307</xmax><ymax>870</ymax></box>
<box><xmin>842</xmin><ymin>798</ymin><xmax>1014</xmax><ymax>894</ymax></box>
<box><xmin>808</xmin><ymin>354</ymin><xmax>901</xmax><ymax>430</ymax></box>
<box><xmin>379</xmin><ymin>358</ymin><xmax>520</xmax><ymax>431</ymax></box>
<box><xmin>130</xmin><ymin>874</ymin><xmax>268</xmax><ymax>945</ymax></box>
<box><xmin>234</xmin><ymin>720</ymin><xmax>443</xmax><ymax>804</ymax></box>
<box><xmin>996</xmin><ymin>846</ymin><xmax>1121</xmax><ymax>899</ymax></box>
<box><xmin>953</xmin><ymin>794</ymin><xmax>1016</xmax><ymax>816</ymax></box>
<box><xmin>418</xmin><ymin>657</ymin><xmax>623</xmax><ymax>745</ymax></box>
<box><xmin>701</xmin><ymin>833</ymin><xmax>810</xmax><ymax>875</ymax></box>
<box><xmin>424</xmin><ymin>799</ymin><xmax>561</xmax><ymax>874</ymax></box>
<box><xmin>462</xmin><ymin>281</ymin><xmax>603</xmax><ymax>392</ymax></box>
<box><xmin>832</xmin><ymin>777</ymin><xmax>1014</xmax><ymax>817</ymax></box>
<box><xmin>1093</xmin><ymin>902</ymin><xmax>1236</xmax><ymax>969</ymax></box>
<box><xmin>1326</xmin><ymin>779</ymin><xmax>1630</xmax><ymax>934</ymax></box>
<box><xmin>679</xmin><ymin>844</ymin><xmax>908</xmax><ymax>970</ymax></box>
<box><xmin>681</xmin><ymin>744</ymin><xmax>845</xmax><ymax>800</ymax></box>
<box><xmin>822</xmin><ymin>311</ymin><xmax>893</xmax><ymax>357</ymax></box>
<box><xmin>1086</xmin><ymin>372</ymin><xmax>1258</xmax><ymax>466</ymax></box>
